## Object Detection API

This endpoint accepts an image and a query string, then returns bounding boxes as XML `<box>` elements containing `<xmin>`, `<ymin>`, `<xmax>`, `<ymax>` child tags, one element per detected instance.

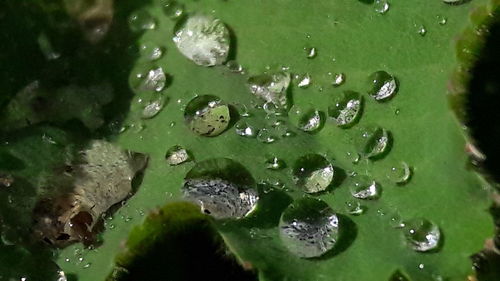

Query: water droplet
<box><xmin>83</xmin><ymin>263</ymin><xmax>91</xmax><ymax>269</ymax></box>
<box><xmin>226</xmin><ymin>60</ymin><xmax>243</xmax><ymax>73</ymax></box>
<box><xmin>165</xmin><ymin>145</ymin><xmax>191</xmax><ymax>165</ymax></box>
<box><xmin>443</xmin><ymin>0</ymin><xmax>467</xmax><ymax>4</ymax></box>
<box><xmin>257</xmin><ymin>128</ymin><xmax>277</xmax><ymax>144</ymax></box>
<box><xmin>184</xmin><ymin>95</ymin><xmax>231</xmax><ymax>137</ymax></box>
<box><xmin>293</xmin><ymin>154</ymin><xmax>334</xmax><ymax>193</ymax></box>
<box><xmin>183</xmin><ymin>158</ymin><xmax>259</xmax><ymax>219</ymax></box>
<box><xmin>128</xmin><ymin>10</ymin><xmax>156</xmax><ymax>32</ymax></box>
<box><xmin>141</xmin><ymin>93</ymin><xmax>167</xmax><ymax>119</ymax></box>
<box><xmin>329</xmin><ymin>91</ymin><xmax>363</xmax><ymax>127</ymax></box>
<box><xmin>390</xmin><ymin>214</ymin><xmax>406</xmax><ymax>229</ymax></box>
<box><xmin>347</xmin><ymin>175</ymin><xmax>380</xmax><ymax>199</ymax></box>
<box><xmin>346</xmin><ymin>151</ymin><xmax>361</xmax><ymax>164</ymax></box>
<box><xmin>389</xmin><ymin>270</ymin><xmax>410</xmax><ymax>281</ymax></box>
<box><xmin>266</xmin><ymin>157</ymin><xmax>286</xmax><ymax>170</ymax></box>
<box><xmin>374</xmin><ymin>0</ymin><xmax>390</xmax><ymax>14</ymax></box>
<box><xmin>332</xmin><ymin>73</ymin><xmax>345</xmax><ymax>87</ymax></box>
<box><xmin>416</xmin><ymin>24</ymin><xmax>427</xmax><ymax>36</ymax></box>
<box><xmin>233</xmin><ymin>103</ymin><xmax>251</xmax><ymax>117</ymax></box>
<box><xmin>345</xmin><ymin>200</ymin><xmax>365</xmax><ymax>215</ymax></box>
<box><xmin>279</xmin><ymin>197</ymin><xmax>339</xmax><ymax>258</ymax></box>
<box><xmin>387</xmin><ymin>161</ymin><xmax>412</xmax><ymax>184</ymax></box>
<box><xmin>162</xmin><ymin>0</ymin><xmax>184</xmax><ymax>19</ymax></box>
<box><xmin>173</xmin><ymin>14</ymin><xmax>230</xmax><ymax>66</ymax></box>
<box><xmin>133</xmin><ymin>67</ymin><xmax>167</xmax><ymax>92</ymax></box>
<box><xmin>235</xmin><ymin>121</ymin><xmax>258</xmax><ymax>138</ymax></box>
<box><xmin>289</xmin><ymin>106</ymin><xmax>324</xmax><ymax>133</ymax></box>
<box><xmin>403</xmin><ymin>218</ymin><xmax>441</xmax><ymax>252</ymax></box>
<box><xmin>355</xmin><ymin>126</ymin><xmax>391</xmax><ymax>159</ymax></box>
<box><xmin>305</xmin><ymin>47</ymin><xmax>317</xmax><ymax>59</ymax></box>
<box><xmin>139</xmin><ymin>42</ymin><xmax>163</xmax><ymax>61</ymax></box>
<box><xmin>367</xmin><ymin>71</ymin><xmax>398</xmax><ymax>101</ymax></box>
<box><xmin>248</xmin><ymin>72</ymin><xmax>291</xmax><ymax>108</ymax></box>
<box><xmin>418</xmin><ymin>263</ymin><xmax>425</xmax><ymax>270</ymax></box>
<box><xmin>297</xmin><ymin>73</ymin><xmax>312</xmax><ymax>88</ymax></box>
<box><xmin>263</xmin><ymin>103</ymin><xmax>280</xmax><ymax>115</ymax></box>
<box><xmin>436</xmin><ymin>15</ymin><xmax>447</xmax><ymax>25</ymax></box>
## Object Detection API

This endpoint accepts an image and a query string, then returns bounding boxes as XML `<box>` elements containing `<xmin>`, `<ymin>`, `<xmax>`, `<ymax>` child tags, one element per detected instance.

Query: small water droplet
<box><xmin>83</xmin><ymin>263</ymin><xmax>91</xmax><ymax>269</ymax></box>
<box><xmin>416</xmin><ymin>24</ymin><xmax>427</xmax><ymax>36</ymax></box>
<box><xmin>248</xmin><ymin>72</ymin><xmax>291</xmax><ymax>108</ymax></box>
<box><xmin>279</xmin><ymin>197</ymin><xmax>339</xmax><ymax>258</ymax></box>
<box><xmin>389</xmin><ymin>214</ymin><xmax>406</xmax><ymax>229</ymax></box>
<box><xmin>257</xmin><ymin>128</ymin><xmax>277</xmax><ymax>144</ymax></box>
<box><xmin>173</xmin><ymin>14</ymin><xmax>230</xmax><ymax>66</ymax></box>
<box><xmin>403</xmin><ymin>218</ymin><xmax>441</xmax><ymax>252</ymax></box>
<box><xmin>387</xmin><ymin>161</ymin><xmax>412</xmax><ymax>184</ymax></box>
<box><xmin>184</xmin><ymin>95</ymin><xmax>231</xmax><ymax>137</ymax></box>
<box><xmin>266</xmin><ymin>157</ymin><xmax>286</xmax><ymax>170</ymax></box>
<box><xmin>367</xmin><ymin>71</ymin><xmax>398</xmax><ymax>101</ymax></box>
<box><xmin>289</xmin><ymin>106</ymin><xmax>324</xmax><ymax>133</ymax></box>
<box><xmin>263</xmin><ymin>102</ymin><xmax>280</xmax><ymax>115</ymax></box>
<box><xmin>355</xmin><ymin>126</ymin><xmax>391</xmax><ymax>159</ymax></box>
<box><xmin>133</xmin><ymin>67</ymin><xmax>167</xmax><ymax>92</ymax></box>
<box><xmin>183</xmin><ymin>158</ymin><xmax>259</xmax><ymax>219</ymax></box>
<box><xmin>345</xmin><ymin>200</ymin><xmax>365</xmax><ymax>215</ymax></box>
<box><xmin>374</xmin><ymin>0</ymin><xmax>390</xmax><ymax>14</ymax></box>
<box><xmin>128</xmin><ymin>10</ymin><xmax>156</xmax><ymax>32</ymax></box>
<box><xmin>394</xmin><ymin>108</ymin><xmax>400</xmax><ymax>115</ymax></box>
<box><xmin>329</xmin><ymin>91</ymin><xmax>363</xmax><ymax>127</ymax></box>
<box><xmin>165</xmin><ymin>145</ymin><xmax>192</xmax><ymax>165</ymax></box>
<box><xmin>332</xmin><ymin>73</ymin><xmax>345</xmax><ymax>87</ymax></box>
<box><xmin>436</xmin><ymin>15</ymin><xmax>447</xmax><ymax>25</ymax></box>
<box><xmin>293</xmin><ymin>154</ymin><xmax>334</xmax><ymax>193</ymax></box>
<box><xmin>389</xmin><ymin>270</ymin><xmax>410</xmax><ymax>281</ymax></box>
<box><xmin>347</xmin><ymin>175</ymin><xmax>380</xmax><ymax>199</ymax></box>
<box><xmin>139</xmin><ymin>42</ymin><xmax>164</xmax><ymax>61</ymax></box>
<box><xmin>233</xmin><ymin>103</ymin><xmax>251</xmax><ymax>117</ymax></box>
<box><xmin>235</xmin><ymin>121</ymin><xmax>258</xmax><ymax>138</ymax></box>
<box><xmin>162</xmin><ymin>0</ymin><xmax>185</xmax><ymax>19</ymax></box>
<box><xmin>141</xmin><ymin>93</ymin><xmax>167</xmax><ymax>119</ymax></box>
<box><xmin>305</xmin><ymin>47</ymin><xmax>317</xmax><ymax>59</ymax></box>
<box><xmin>297</xmin><ymin>73</ymin><xmax>312</xmax><ymax>88</ymax></box>
<box><xmin>226</xmin><ymin>60</ymin><xmax>243</xmax><ymax>73</ymax></box>
<box><xmin>418</xmin><ymin>263</ymin><xmax>425</xmax><ymax>270</ymax></box>
<box><xmin>346</xmin><ymin>151</ymin><xmax>361</xmax><ymax>164</ymax></box>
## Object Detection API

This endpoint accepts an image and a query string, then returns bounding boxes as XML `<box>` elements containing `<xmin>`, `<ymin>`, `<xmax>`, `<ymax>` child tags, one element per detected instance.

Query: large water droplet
<box><xmin>347</xmin><ymin>175</ymin><xmax>380</xmax><ymax>199</ymax></box>
<box><xmin>389</xmin><ymin>270</ymin><xmax>410</xmax><ymax>281</ymax></box>
<box><xmin>248</xmin><ymin>72</ymin><xmax>291</xmax><ymax>108</ymax></box>
<box><xmin>387</xmin><ymin>161</ymin><xmax>412</xmax><ymax>184</ymax></box>
<box><xmin>235</xmin><ymin>120</ymin><xmax>258</xmax><ymax>138</ymax></box>
<box><xmin>184</xmin><ymin>95</ymin><xmax>231</xmax><ymax>137</ymax></box>
<box><xmin>141</xmin><ymin>93</ymin><xmax>167</xmax><ymax>119</ymax></box>
<box><xmin>128</xmin><ymin>10</ymin><xmax>156</xmax><ymax>32</ymax></box>
<box><xmin>139</xmin><ymin>42</ymin><xmax>163</xmax><ymax>61</ymax></box>
<box><xmin>374</xmin><ymin>0</ymin><xmax>390</xmax><ymax>14</ymax></box>
<box><xmin>289</xmin><ymin>106</ymin><xmax>324</xmax><ymax>133</ymax></box>
<box><xmin>367</xmin><ymin>71</ymin><xmax>398</xmax><ymax>101</ymax></box>
<box><xmin>279</xmin><ymin>197</ymin><xmax>339</xmax><ymax>258</ymax></box>
<box><xmin>293</xmin><ymin>154</ymin><xmax>334</xmax><ymax>193</ymax></box>
<box><xmin>165</xmin><ymin>145</ymin><xmax>192</xmax><ymax>165</ymax></box>
<box><xmin>403</xmin><ymin>218</ymin><xmax>441</xmax><ymax>252</ymax></box>
<box><xmin>162</xmin><ymin>0</ymin><xmax>185</xmax><ymax>19</ymax></box>
<box><xmin>329</xmin><ymin>91</ymin><xmax>363</xmax><ymax>127</ymax></box>
<box><xmin>173</xmin><ymin>14</ymin><xmax>230</xmax><ymax>66</ymax></box>
<box><xmin>355</xmin><ymin>126</ymin><xmax>391</xmax><ymax>159</ymax></box>
<box><xmin>183</xmin><ymin>158</ymin><xmax>259</xmax><ymax>219</ymax></box>
<box><xmin>266</xmin><ymin>157</ymin><xmax>286</xmax><ymax>170</ymax></box>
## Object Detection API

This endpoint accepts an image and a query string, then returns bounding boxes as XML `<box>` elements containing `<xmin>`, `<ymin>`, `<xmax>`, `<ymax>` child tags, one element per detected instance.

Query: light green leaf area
<box><xmin>58</xmin><ymin>0</ymin><xmax>494</xmax><ymax>280</ymax></box>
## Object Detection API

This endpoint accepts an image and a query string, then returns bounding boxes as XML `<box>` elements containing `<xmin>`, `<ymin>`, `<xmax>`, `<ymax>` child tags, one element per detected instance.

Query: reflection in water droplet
<box><xmin>226</xmin><ymin>60</ymin><xmax>243</xmax><ymax>73</ymax></box>
<box><xmin>235</xmin><ymin>121</ymin><xmax>258</xmax><ymax>138</ymax></box>
<box><xmin>345</xmin><ymin>200</ymin><xmax>365</xmax><ymax>215</ymax></box>
<box><xmin>347</xmin><ymin>175</ymin><xmax>380</xmax><ymax>199</ymax></box>
<box><xmin>248</xmin><ymin>72</ymin><xmax>291</xmax><ymax>108</ymax></box>
<box><xmin>128</xmin><ymin>10</ymin><xmax>156</xmax><ymax>32</ymax></box>
<box><xmin>266</xmin><ymin>157</ymin><xmax>286</xmax><ymax>170</ymax></box>
<box><xmin>332</xmin><ymin>73</ymin><xmax>345</xmax><ymax>87</ymax></box>
<box><xmin>166</xmin><ymin>145</ymin><xmax>191</xmax><ymax>165</ymax></box>
<box><xmin>293</xmin><ymin>154</ymin><xmax>334</xmax><ymax>193</ymax></box>
<box><xmin>305</xmin><ymin>47</ymin><xmax>317</xmax><ymax>59</ymax></box>
<box><xmin>443</xmin><ymin>0</ymin><xmax>467</xmax><ymax>5</ymax></box>
<box><xmin>139</xmin><ymin>42</ymin><xmax>163</xmax><ymax>61</ymax></box>
<box><xmin>257</xmin><ymin>128</ymin><xmax>277</xmax><ymax>144</ymax></box>
<box><xmin>184</xmin><ymin>95</ymin><xmax>230</xmax><ymax>137</ymax></box>
<box><xmin>182</xmin><ymin>158</ymin><xmax>259</xmax><ymax>219</ymax></box>
<box><xmin>173</xmin><ymin>14</ymin><xmax>230</xmax><ymax>66</ymax></box>
<box><xmin>329</xmin><ymin>91</ymin><xmax>363</xmax><ymax>127</ymax></box>
<box><xmin>374</xmin><ymin>0</ymin><xmax>390</xmax><ymax>14</ymax></box>
<box><xmin>403</xmin><ymin>218</ymin><xmax>441</xmax><ymax>252</ymax></box>
<box><xmin>279</xmin><ymin>197</ymin><xmax>339</xmax><ymax>258</ymax></box>
<box><xmin>389</xmin><ymin>270</ymin><xmax>410</xmax><ymax>281</ymax></box>
<box><xmin>57</xmin><ymin>270</ymin><xmax>67</xmax><ymax>281</ymax></box>
<box><xmin>297</xmin><ymin>73</ymin><xmax>312</xmax><ymax>88</ymax></box>
<box><xmin>162</xmin><ymin>0</ymin><xmax>184</xmax><ymax>19</ymax></box>
<box><xmin>134</xmin><ymin>67</ymin><xmax>167</xmax><ymax>92</ymax></box>
<box><xmin>367</xmin><ymin>71</ymin><xmax>398</xmax><ymax>101</ymax></box>
<box><xmin>289</xmin><ymin>107</ymin><xmax>324</xmax><ymax>133</ymax></box>
<box><xmin>141</xmin><ymin>93</ymin><xmax>167</xmax><ymax>119</ymax></box>
<box><xmin>387</xmin><ymin>161</ymin><xmax>412</xmax><ymax>184</ymax></box>
<box><xmin>355</xmin><ymin>126</ymin><xmax>391</xmax><ymax>159</ymax></box>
